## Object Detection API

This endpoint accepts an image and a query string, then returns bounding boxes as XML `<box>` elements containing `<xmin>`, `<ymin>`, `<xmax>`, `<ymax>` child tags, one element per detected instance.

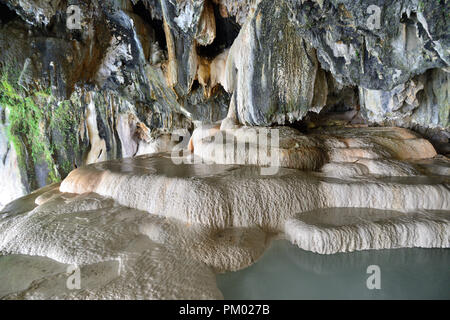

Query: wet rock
<box><xmin>196</xmin><ymin>0</ymin><xmax>216</xmax><ymax>46</ymax></box>
<box><xmin>190</xmin><ymin>125</ymin><xmax>437</xmax><ymax>174</ymax></box>
<box><xmin>360</xmin><ymin>68</ymin><xmax>449</xmax><ymax>129</ymax></box>
<box><xmin>57</xmin><ymin>152</ymin><xmax>450</xmax><ymax>234</ymax></box>
<box><xmin>224</xmin><ymin>0</ymin><xmax>325</xmax><ymax>126</ymax></box>
<box><xmin>286</xmin><ymin>0</ymin><xmax>449</xmax><ymax>90</ymax></box>
<box><xmin>0</xmin><ymin>192</ymin><xmax>224</xmax><ymax>299</ymax></box>
<box><xmin>0</xmin><ymin>108</ymin><xmax>28</xmax><ymax>210</ymax></box>
<box><xmin>212</xmin><ymin>0</ymin><xmax>256</xmax><ymax>26</ymax></box>
<box><xmin>3</xmin><ymin>0</ymin><xmax>66</xmax><ymax>25</ymax></box>
<box><xmin>0</xmin><ymin>0</ymin><xmax>448</xmax><ymax>199</ymax></box>
<box><xmin>190</xmin><ymin>125</ymin><xmax>327</xmax><ymax>171</ymax></box>
<box><xmin>1</xmin><ymin>141</ymin><xmax>449</xmax><ymax>298</ymax></box>
<box><xmin>285</xmin><ymin>208</ymin><xmax>450</xmax><ymax>254</ymax></box>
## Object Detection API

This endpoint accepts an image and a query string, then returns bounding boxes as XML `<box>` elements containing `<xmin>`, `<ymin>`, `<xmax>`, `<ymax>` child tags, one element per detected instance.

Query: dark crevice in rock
<box><xmin>286</xmin><ymin>118</ymin><xmax>310</xmax><ymax>134</ymax></box>
<box><xmin>132</xmin><ymin>0</ymin><xmax>167</xmax><ymax>51</ymax></box>
<box><xmin>2</xmin><ymin>144</ymin><xmax>9</xmax><ymax>165</ymax></box>
<box><xmin>0</xmin><ymin>106</ymin><xmax>5</xmax><ymax>123</ymax></box>
<box><xmin>95</xmin><ymin>109</ymin><xmax>111</xmax><ymax>153</ymax></box>
<box><xmin>411</xmin><ymin>125</ymin><xmax>450</xmax><ymax>156</ymax></box>
<box><xmin>288</xmin><ymin>83</ymin><xmax>364</xmax><ymax>133</ymax></box>
<box><xmin>191</xmin><ymin>79</ymin><xmax>200</xmax><ymax>92</ymax></box>
<box><xmin>196</xmin><ymin>1</ymin><xmax>240</xmax><ymax>58</ymax></box>
<box><xmin>0</xmin><ymin>2</ymin><xmax>19</xmax><ymax>25</ymax></box>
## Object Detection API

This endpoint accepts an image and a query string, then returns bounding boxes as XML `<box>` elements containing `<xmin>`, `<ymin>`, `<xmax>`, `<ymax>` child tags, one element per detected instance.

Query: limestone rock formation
<box><xmin>224</xmin><ymin>0</ymin><xmax>325</xmax><ymax>125</ymax></box>
<box><xmin>0</xmin><ymin>0</ymin><xmax>449</xmax><ymax>300</ymax></box>
<box><xmin>0</xmin><ymin>108</ymin><xmax>28</xmax><ymax>209</ymax></box>
<box><xmin>1</xmin><ymin>138</ymin><xmax>449</xmax><ymax>298</ymax></box>
<box><xmin>58</xmin><ymin>128</ymin><xmax>449</xmax><ymax>230</ymax></box>
<box><xmin>0</xmin><ymin>0</ymin><xmax>448</xmax><ymax>194</ymax></box>
<box><xmin>360</xmin><ymin>68</ymin><xmax>449</xmax><ymax>129</ymax></box>
<box><xmin>190</xmin><ymin>125</ymin><xmax>437</xmax><ymax>174</ymax></box>
<box><xmin>285</xmin><ymin>208</ymin><xmax>450</xmax><ymax>255</ymax></box>
<box><xmin>286</xmin><ymin>0</ymin><xmax>449</xmax><ymax>90</ymax></box>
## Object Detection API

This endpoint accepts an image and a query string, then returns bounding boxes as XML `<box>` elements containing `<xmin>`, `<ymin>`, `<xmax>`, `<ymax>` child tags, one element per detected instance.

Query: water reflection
<box><xmin>217</xmin><ymin>240</ymin><xmax>450</xmax><ymax>299</ymax></box>
<box><xmin>91</xmin><ymin>153</ymin><xmax>241</xmax><ymax>178</ymax></box>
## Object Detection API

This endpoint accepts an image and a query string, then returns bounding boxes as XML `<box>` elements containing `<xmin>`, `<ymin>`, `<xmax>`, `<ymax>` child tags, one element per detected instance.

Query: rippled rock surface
<box><xmin>0</xmin><ymin>0</ymin><xmax>448</xmax><ymax>300</ymax></box>
<box><xmin>1</xmin><ymin>126</ymin><xmax>449</xmax><ymax>299</ymax></box>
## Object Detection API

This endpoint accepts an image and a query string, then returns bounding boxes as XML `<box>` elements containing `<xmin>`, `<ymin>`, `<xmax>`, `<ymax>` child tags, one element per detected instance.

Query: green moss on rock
<box><xmin>0</xmin><ymin>71</ymin><xmax>82</xmax><ymax>188</ymax></box>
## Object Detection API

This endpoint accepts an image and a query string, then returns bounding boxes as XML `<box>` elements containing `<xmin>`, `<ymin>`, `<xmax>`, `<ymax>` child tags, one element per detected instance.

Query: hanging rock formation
<box><xmin>0</xmin><ymin>0</ymin><xmax>448</xmax><ymax>195</ymax></box>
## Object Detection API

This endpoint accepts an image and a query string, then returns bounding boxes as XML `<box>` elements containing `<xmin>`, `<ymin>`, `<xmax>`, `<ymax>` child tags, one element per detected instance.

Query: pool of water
<box><xmin>217</xmin><ymin>240</ymin><xmax>450</xmax><ymax>299</ymax></box>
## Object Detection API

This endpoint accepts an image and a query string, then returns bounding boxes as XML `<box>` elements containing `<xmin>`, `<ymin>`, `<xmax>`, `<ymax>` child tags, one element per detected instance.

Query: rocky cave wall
<box><xmin>0</xmin><ymin>0</ymin><xmax>448</xmax><ymax>207</ymax></box>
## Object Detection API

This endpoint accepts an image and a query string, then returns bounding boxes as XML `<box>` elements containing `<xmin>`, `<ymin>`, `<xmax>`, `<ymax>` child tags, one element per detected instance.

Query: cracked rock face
<box><xmin>286</xmin><ymin>0</ymin><xmax>449</xmax><ymax>91</ymax></box>
<box><xmin>360</xmin><ymin>68</ymin><xmax>449</xmax><ymax>129</ymax></box>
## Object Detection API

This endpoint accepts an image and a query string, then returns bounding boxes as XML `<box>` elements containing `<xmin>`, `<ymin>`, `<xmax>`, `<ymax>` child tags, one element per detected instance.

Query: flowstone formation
<box><xmin>0</xmin><ymin>0</ymin><xmax>448</xmax><ymax>198</ymax></box>
<box><xmin>0</xmin><ymin>0</ymin><xmax>449</xmax><ymax>300</ymax></box>
<box><xmin>1</xmin><ymin>126</ymin><xmax>449</xmax><ymax>299</ymax></box>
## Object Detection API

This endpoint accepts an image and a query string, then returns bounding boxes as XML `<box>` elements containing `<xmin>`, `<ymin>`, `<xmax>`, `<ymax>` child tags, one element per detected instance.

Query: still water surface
<box><xmin>217</xmin><ymin>240</ymin><xmax>450</xmax><ymax>299</ymax></box>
